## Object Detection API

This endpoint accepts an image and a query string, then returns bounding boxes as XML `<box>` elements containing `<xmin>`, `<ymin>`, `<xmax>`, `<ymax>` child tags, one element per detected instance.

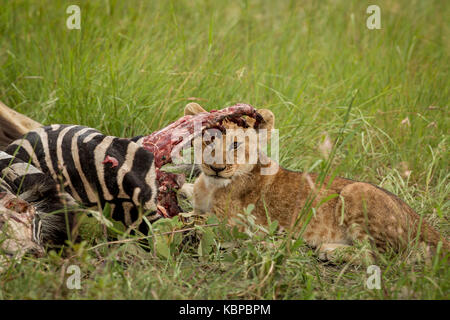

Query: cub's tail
<box><xmin>399</xmin><ymin>198</ymin><xmax>450</xmax><ymax>255</ymax></box>
<box><xmin>0</xmin><ymin>101</ymin><xmax>41</xmax><ymax>150</ymax></box>
<box><xmin>418</xmin><ymin>219</ymin><xmax>450</xmax><ymax>252</ymax></box>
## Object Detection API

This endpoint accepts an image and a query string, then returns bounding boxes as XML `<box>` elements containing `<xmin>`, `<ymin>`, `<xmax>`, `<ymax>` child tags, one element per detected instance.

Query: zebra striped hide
<box><xmin>5</xmin><ymin>125</ymin><xmax>161</xmax><ymax>236</ymax></box>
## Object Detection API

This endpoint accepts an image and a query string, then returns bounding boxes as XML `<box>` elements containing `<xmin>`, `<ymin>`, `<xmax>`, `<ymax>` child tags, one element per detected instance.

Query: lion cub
<box><xmin>186</xmin><ymin>103</ymin><xmax>449</xmax><ymax>263</ymax></box>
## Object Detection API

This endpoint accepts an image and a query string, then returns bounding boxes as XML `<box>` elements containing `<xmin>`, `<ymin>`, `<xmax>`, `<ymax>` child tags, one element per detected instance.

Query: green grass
<box><xmin>0</xmin><ymin>0</ymin><xmax>449</xmax><ymax>299</ymax></box>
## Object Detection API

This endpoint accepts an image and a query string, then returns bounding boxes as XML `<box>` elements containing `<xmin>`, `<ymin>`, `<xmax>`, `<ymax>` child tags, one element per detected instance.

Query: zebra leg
<box><xmin>0</xmin><ymin>101</ymin><xmax>41</xmax><ymax>150</ymax></box>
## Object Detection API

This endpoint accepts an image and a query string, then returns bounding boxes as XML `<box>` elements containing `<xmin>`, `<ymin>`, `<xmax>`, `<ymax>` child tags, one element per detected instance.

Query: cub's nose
<box><xmin>209</xmin><ymin>165</ymin><xmax>226</xmax><ymax>174</ymax></box>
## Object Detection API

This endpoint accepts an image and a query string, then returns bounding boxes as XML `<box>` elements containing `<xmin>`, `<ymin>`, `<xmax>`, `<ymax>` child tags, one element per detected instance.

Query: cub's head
<box><xmin>184</xmin><ymin>103</ymin><xmax>275</xmax><ymax>187</ymax></box>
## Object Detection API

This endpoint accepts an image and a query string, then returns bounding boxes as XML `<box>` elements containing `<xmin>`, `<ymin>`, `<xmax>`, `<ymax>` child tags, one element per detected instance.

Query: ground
<box><xmin>0</xmin><ymin>0</ymin><xmax>448</xmax><ymax>299</ymax></box>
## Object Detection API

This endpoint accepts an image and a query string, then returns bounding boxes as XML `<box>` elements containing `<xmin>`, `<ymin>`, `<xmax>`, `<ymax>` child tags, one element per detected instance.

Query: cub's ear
<box><xmin>184</xmin><ymin>102</ymin><xmax>207</xmax><ymax>116</ymax></box>
<box><xmin>257</xmin><ymin>109</ymin><xmax>275</xmax><ymax>131</ymax></box>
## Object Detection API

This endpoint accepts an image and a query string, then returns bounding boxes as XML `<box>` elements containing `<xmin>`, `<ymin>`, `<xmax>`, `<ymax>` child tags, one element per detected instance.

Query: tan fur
<box><xmin>189</xmin><ymin>104</ymin><xmax>449</xmax><ymax>263</ymax></box>
<box><xmin>0</xmin><ymin>101</ymin><xmax>42</xmax><ymax>149</ymax></box>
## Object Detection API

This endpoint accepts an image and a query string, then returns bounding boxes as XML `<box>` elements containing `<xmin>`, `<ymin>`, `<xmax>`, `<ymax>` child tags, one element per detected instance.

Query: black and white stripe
<box><xmin>5</xmin><ymin>125</ymin><xmax>159</xmax><ymax>233</ymax></box>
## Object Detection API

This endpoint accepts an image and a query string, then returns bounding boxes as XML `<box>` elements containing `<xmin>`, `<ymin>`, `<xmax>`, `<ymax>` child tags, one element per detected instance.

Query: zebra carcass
<box><xmin>0</xmin><ymin>100</ymin><xmax>263</xmax><ymax>262</ymax></box>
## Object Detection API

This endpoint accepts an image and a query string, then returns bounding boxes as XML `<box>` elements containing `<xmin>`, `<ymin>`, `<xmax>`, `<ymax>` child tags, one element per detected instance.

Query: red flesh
<box><xmin>102</xmin><ymin>155</ymin><xmax>119</xmax><ymax>168</ymax></box>
<box><xmin>140</xmin><ymin>104</ymin><xmax>262</xmax><ymax>217</ymax></box>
